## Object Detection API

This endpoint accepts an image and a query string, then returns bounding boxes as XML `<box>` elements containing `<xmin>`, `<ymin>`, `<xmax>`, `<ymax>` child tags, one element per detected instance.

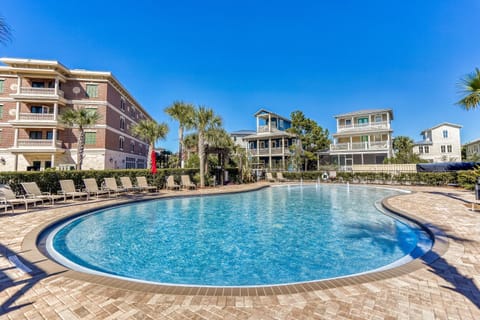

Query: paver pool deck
<box><xmin>0</xmin><ymin>182</ymin><xmax>479</xmax><ymax>319</ymax></box>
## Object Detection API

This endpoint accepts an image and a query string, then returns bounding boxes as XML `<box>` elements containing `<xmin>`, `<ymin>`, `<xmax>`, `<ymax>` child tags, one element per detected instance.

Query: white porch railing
<box><xmin>250</xmin><ymin>147</ymin><xmax>290</xmax><ymax>155</ymax></box>
<box><xmin>330</xmin><ymin>141</ymin><xmax>389</xmax><ymax>151</ymax></box>
<box><xmin>18</xmin><ymin>113</ymin><xmax>55</xmax><ymax>121</ymax></box>
<box><xmin>337</xmin><ymin>121</ymin><xmax>389</xmax><ymax>131</ymax></box>
<box><xmin>18</xmin><ymin>87</ymin><xmax>64</xmax><ymax>97</ymax></box>
<box><xmin>17</xmin><ymin>139</ymin><xmax>63</xmax><ymax>148</ymax></box>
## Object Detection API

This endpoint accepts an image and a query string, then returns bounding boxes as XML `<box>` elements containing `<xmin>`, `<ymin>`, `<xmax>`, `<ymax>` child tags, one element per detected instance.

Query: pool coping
<box><xmin>19</xmin><ymin>184</ymin><xmax>449</xmax><ymax>297</ymax></box>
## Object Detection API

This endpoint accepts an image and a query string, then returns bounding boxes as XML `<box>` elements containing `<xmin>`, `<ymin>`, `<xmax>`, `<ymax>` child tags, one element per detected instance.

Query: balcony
<box><xmin>10</xmin><ymin>87</ymin><xmax>65</xmax><ymax>102</ymax></box>
<box><xmin>337</xmin><ymin>121</ymin><xmax>390</xmax><ymax>132</ymax></box>
<box><xmin>250</xmin><ymin>147</ymin><xmax>290</xmax><ymax>156</ymax></box>
<box><xmin>9</xmin><ymin>113</ymin><xmax>63</xmax><ymax>128</ymax></box>
<box><xmin>330</xmin><ymin>141</ymin><xmax>389</xmax><ymax>152</ymax></box>
<box><xmin>9</xmin><ymin>139</ymin><xmax>65</xmax><ymax>153</ymax></box>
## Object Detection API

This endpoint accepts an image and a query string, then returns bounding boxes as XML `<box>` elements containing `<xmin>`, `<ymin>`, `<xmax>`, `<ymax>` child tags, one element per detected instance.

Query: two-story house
<box><xmin>329</xmin><ymin>109</ymin><xmax>394</xmax><ymax>168</ymax></box>
<box><xmin>0</xmin><ymin>58</ymin><xmax>154</xmax><ymax>171</ymax></box>
<box><xmin>463</xmin><ymin>138</ymin><xmax>480</xmax><ymax>161</ymax></box>
<box><xmin>413</xmin><ymin>123</ymin><xmax>462</xmax><ymax>163</ymax></box>
<box><xmin>242</xmin><ymin>109</ymin><xmax>298</xmax><ymax>171</ymax></box>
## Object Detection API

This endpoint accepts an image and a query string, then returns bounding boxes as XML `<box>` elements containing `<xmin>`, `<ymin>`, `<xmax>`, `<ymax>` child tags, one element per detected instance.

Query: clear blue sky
<box><xmin>2</xmin><ymin>0</ymin><xmax>479</xmax><ymax>151</ymax></box>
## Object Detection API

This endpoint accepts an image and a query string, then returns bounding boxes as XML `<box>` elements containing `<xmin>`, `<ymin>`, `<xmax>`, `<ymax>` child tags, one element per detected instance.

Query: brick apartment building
<box><xmin>0</xmin><ymin>58</ymin><xmax>153</xmax><ymax>171</ymax></box>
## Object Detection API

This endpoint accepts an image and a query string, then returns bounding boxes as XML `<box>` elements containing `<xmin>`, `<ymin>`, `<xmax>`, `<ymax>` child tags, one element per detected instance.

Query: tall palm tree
<box><xmin>457</xmin><ymin>68</ymin><xmax>480</xmax><ymax>110</ymax></box>
<box><xmin>192</xmin><ymin>106</ymin><xmax>222</xmax><ymax>187</ymax></box>
<box><xmin>130</xmin><ymin>120</ymin><xmax>169</xmax><ymax>169</ymax></box>
<box><xmin>60</xmin><ymin>108</ymin><xmax>101</xmax><ymax>170</ymax></box>
<box><xmin>0</xmin><ymin>16</ymin><xmax>12</xmax><ymax>45</ymax></box>
<box><xmin>164</xmin><ymin>101</ymin><xmax>195</xmax><ymax>168</ymax></box>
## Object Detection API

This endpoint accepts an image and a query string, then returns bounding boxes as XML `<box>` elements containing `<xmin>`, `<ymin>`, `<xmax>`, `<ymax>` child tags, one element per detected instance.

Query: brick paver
<box><xmin>1</xmin><ymin>183</ymin><xmax>479</xmax><ymax>319</ymax></box>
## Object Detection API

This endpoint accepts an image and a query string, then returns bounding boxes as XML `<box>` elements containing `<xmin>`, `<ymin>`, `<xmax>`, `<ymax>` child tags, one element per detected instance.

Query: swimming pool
<box><xmin>45</xmin><ymin>184</ymin><xmax>432</xmax><ymax>287</ymax></box>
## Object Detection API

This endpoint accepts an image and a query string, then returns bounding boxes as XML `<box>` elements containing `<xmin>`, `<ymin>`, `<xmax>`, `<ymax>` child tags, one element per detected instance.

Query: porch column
<box><xmin>54</xmin><ymin>78</ymin><xmax>59</xmax><ymax>95</ymax></box>
<box><xmin>268</xmin><ymin>138</ymin><xmax>272</xmax><ymax>170</ymax></box>
<box><xmin>52</xmin><ymin>129</ymin><xmax>57</xmax><ymax>147</ymax></box>
<box><xmin>386</xmin><ymin>112</ymin><xmax>390</xmax><ymax>129</ymax></box>
<box><xmin>256</xmin><ymin>139</ymin><xmax>259</xmax><ymax>156</ymax></box>
<box><xmin>282</xmin><ymin>137</ymin><xmax>285</xmax><ymax>170</ymax></box>
<box><xmin>268</xmin><ymin>114</ymin><xmax>271</xmax><ymax>132</ymax></box>
<box><xmin>15</xmin><ymin>101</ymin><xmax>20</xmax><ymax>120</ymax></box>
<box><xmin>51</xmin><ymin>154</ymin><xmax>55</xmax><ymax>167</ymax></box>
<box><xmin>14</xmin><ymin>154</ymin><xmax>18</xmax><ymax>171</ymax></box>
<box><xmin>349</xmin><ymin>136</ymin><xmax>352</xmax><ymax>150</ymax></box>
<box><xmin>256</xmin><ymin>116</ymin><xmax>259</xmax><ymax>132</ymax></box>
<box><xmin>13</xmin><ymin>128</ymin><xmax>18</xmax><ymax>147</ymax></box>
<box><xmin>53</xmin><ymin>103</ymin><xmax>58</xmax><ymax>121</ymax></box>
<box><xmin>16</xmin><ymin>76</ymin><xmax>21</xmax><ymax>94</ymax></box>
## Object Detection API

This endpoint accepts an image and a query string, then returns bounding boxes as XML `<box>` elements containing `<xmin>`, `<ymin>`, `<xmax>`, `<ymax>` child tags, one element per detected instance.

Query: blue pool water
<box><xmin>47</xmin><ymin>185</ymin><xmax>431</xmax><ymax>286</ymax></box>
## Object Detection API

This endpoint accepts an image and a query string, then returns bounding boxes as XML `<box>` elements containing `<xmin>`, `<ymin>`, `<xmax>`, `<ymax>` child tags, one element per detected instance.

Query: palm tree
<box><xmin>164</xmin><ymin>101</ymin><xmax>195</xmax><ymax>168</ymax></box>
<box><xmin>0</xmin><ymin>15</ymin><xmax>12</xmax><ymax>45</ymax></box>
<box><xmin>457</xmin><ymin>68</ymin><xmax>480</xmax><ymax>110</ymax></box>
<box><xmin>192</xmin><ymin>106</ymin><xmax>222</xmax><ymax>187</ymax></box>
<box><xmin>130</xmin><ymin>120</ymin><xmax>169</xmax><ymax>169</ymax></box>
<box><xmin>60</xmin><ymin>108</ymin><xmax>101</xmax><ymax>170</ymax></box>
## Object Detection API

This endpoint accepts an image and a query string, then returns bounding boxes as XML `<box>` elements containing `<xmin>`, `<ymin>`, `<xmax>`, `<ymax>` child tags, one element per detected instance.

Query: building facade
<box><xmin>0</xmin><ymin>58</ymin><xmax>153</xmax><ymax>171</ymax></box>
<box><xmin>329</xmin><ymin>109</ymin><xmax>394</xmax><ymax>168</ymax></box>
<box><xmin>230</xmin><ymin>129</ymin><xmax>256</xmax><ymax>149</ymax></box>
<box><xmin>463</xmin><ymin>138</ymin><xmax>480</xmax><ymax>161</ymax></box>
<box><xmin>413</xmin><ymin>123</ymin><xmax>462</xmax><ymax>163</ymax></box>
<box><xmin>243</xmin><ymin>109</ymin><xmax>298</xmax><ymax>171</ymax></box>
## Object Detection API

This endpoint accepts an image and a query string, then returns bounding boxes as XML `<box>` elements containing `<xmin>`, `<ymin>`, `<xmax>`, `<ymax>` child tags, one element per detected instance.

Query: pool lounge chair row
<box><xmin>0</xmin><ymin>176</ymin><xmax>159</xmax><ymax>213</ymax></box>
<box><xmin>266</xmin><ymin>172</ymin><xmax>288</xmax><ymax>183</ymax></box>
<box><xmin>166</xmin><ymin>175</ymin><xmax>197</xmax><ymax>190</ymax></box>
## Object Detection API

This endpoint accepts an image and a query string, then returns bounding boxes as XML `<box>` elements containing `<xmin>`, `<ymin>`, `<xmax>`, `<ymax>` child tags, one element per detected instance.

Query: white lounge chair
<box><xmin>21</xmin><ymin>182</ymin><xmax>64</xmax><ymax>205</ymax></box>
<box><xmin>120</xmin><ymin>177</ymin><xmax>141</xmax><ymax>193</ymax></box>
<box><xmin>59</xmin><ymin>180</ymin><xmax>89</xmax><ymax>201</ymax></box>
<box><xmin>83</xmin><ymin>178</ymin><xmax>110</xmax><ymax>198</ymax></box>
<box><xmin>265</xmin><ymin>172</ymin><xmax>276</xmax><ymax>182</ymax></box>
<box><xmin>166</xmin><ymin>175</ymin><xmax>180</xmax><ymax>190</ymax></box>
<box><xmin>136</xmin><ymin>176</ymin><xmax>157</xmax><ymax>192</ymax></box>
<box><xmin>0</xmin><ymin>185</ymin><xmax>43</xmax><ymax>212</ymax></box>
<box><xmin>103</xmin><ymin>177</ymin><xmax>126</xmax><ymax>196</ymax></box>
<box><xmin>181</xmin><ymin>175</ymin><xmax>196</xmax><ymax>190</ymax></box>
<box><xmin>276</xmin><ymin>172</ymin><xmax>288</xmax><ymax>182</ymax></box>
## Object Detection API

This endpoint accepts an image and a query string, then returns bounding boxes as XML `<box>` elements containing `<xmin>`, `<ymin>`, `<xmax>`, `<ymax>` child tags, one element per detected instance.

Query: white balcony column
<box><xmin>15</xmin><ymin>101</ymin><xmax>20</xmax><ymax>120</ymax></box>
<box><xmin>54</xmin><ymin>78</ymin><xmax>59</xmax><ymax>95</ymax></box>
<box><xmin>52</xmin><ymin>129</ymin><xmax>57</xmax><ymax>147</ymax></box>
<box><xmin>13</xmin><ymin>128</ymin><xmax>18</xmax><ymax>148</ymax></box>
<box><xmin>349</xmin><ymin>136</ymin><xmax>353</xmax><ymax>150</ymax></box>
<box><xmin>14</xmin><ymin>154</ymin><xmax>18</xmax><ymax>171</ymax></box>
<box><xmin>268</xmin><ymin>138</ymin><xmax>272</xmax><ymax>170</ymax></box>
<box><xmin>256</xmin><ymin>139</ymin><xmax>259</xmax><ymax>155</ymax></box>
<box><xmin>268</xmin><ymin>114</ymin><xmax>271</xmax><ymax>132</ymax></box>
<box><xmin>282</xmin><ymin>137</ymin><xmax>285</xmax><ymax>170</ymax></box>
<box><xmin>386</xmin><ymin>112</ymin><xmax>390</xmax><ymax>129</ymax></box>
<box><xmin>51</xmin><ymin>154</ymin><xmax>55</xmax><ymax>167</ymax></box>
<box><xmin>16</xmin><ymin>76</ymin><xmax>21</xmax><ymax>94</ymax></box>
<box><xmin>256</xmin><ymin>117</ymin><xmax>259</xmax><ymax>132</ymax></box>
<box><xmin>53</xmin><ymin>103</ymin><xmax>58</xmax><ymax>121</ymax></box>
<box><xmin>336</xmin><ymin>118</ymin><xmax>340</xmax><ymax>131</ymax></box>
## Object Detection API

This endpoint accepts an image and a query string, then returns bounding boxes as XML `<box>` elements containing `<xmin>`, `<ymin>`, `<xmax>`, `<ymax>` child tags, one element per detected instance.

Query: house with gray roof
<box><xmin>413</xmin><ymin>122</ymin><xmax>462</xmax><ymax>162</ymax></box>
<box><xmin>329</xmin><ymin>108</ymin><xmax>394</xmax><ymax>168</ymax></box>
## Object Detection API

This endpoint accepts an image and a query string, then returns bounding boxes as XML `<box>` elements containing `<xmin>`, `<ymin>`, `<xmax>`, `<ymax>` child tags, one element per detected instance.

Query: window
<box><xmin>447</xmin><ymin>145</ymin><xmax>452</xmax><ymax>153</ymax></box>
<box><xmin>131</xmin><ymin>141</ymin><xmax>135</xmax><ymax>152</ymax></box>
<box><xmin>85</xmin><ymin>132</ymin><xmax>96</xmax><ymax>145</ymax></box>
<box><xmin>0</xmin><ymin>80</ymin><xmax>4</xmax><ymax>93</ymax></box>
<box><xmin>120</xmin><ymin>98</ymin><xmax>125</xmax><ymax>111</ymax></box>
<box><xmin>84</xmin><ymin>107</ymin><xmax>97</xmax><ymax>115</ymax></box>
<box><xmin>120</xmin><ymin>117</ymin><xmax>125</xmax><ymax>130</ymax></box>
<box><xmin>357</xmin><ymin>117</ymin><xmax>369</xmax><ymax>125</ymax></box>
<box><xmin>441</xmin><ymin>145</ymin><xmax>446</xmax><ymax>153</ymax></box>
<box><xmin>31</xmin><ymin>81</ymin><xmax>45</xmax><ymax>88</ymax></box>
<box><xmin>29</xmin><ymin>131</ymin><xmax>43</xmax><ymax>139</ymax></box>
<box><xmin>418</xmin><ymin>146</ymin><xmax>424</xmax><ymax>154</ymax></box>
<box><xmin>125</xmin><ymin>157</ymin><xmax>136</xmax><ymax>169</ymax></box>
<box><xmin>136</xmin><ymin>158</ymin><xmax>145</xmax><ymax>169</ymax></box>
<box><xmin>345</xmin><ymin>119</ymin><xmax>352</xmax><ymax>126</ymax></box>
<box><xmin>424</xmin><ymin>146</ymin><xmax>429</xmax><ymax>153</ymax></box>
<box><xmin>31</xmin><ymin>106</ymin><xmax>44</xmax><ymax>113</ymax></box>
<box><xmin>375</xmin><ymin>115</ymin><xmax>382</xmax><ymax>122</ymax></box>
<box><xmin>443</xmin><ymin>130</ymin><xmax>448</xmax><ymax>138</ymax></box>
<box><xmin>0</xmin><ymin>104</ymin><xmax>3</xmax><ymax>119</ymax></box>
<box><xmin>119</xmin><ymin>136</ymin><xmax>124</xmax><ymax>150</ymax></box>
<box><xmin>46</xmin><ymin>131</ymin><xmax>53</xmax><ymax>140</ymax></box>
<box><xmin>86</xmin><ymin>84</ymin><xmax>98</xmax><ymax>98</ymax></box>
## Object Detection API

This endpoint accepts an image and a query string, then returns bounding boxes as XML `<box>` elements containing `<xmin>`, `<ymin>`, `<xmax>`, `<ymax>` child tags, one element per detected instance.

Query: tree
<box><xmin>130</xmin><ymin>120</ymin><xmax>169</xmax><ymax>169</ymax></box>
<box><xmin>457</xmin><ymin>68</ymin><xmax>480</xmax><ymax>110</ymax></box>
<box><xmin>385</xmin><ymin>136</ymin><xmax>422</xmax><ymax>164</ymax></box>
<box><xmin>164</xmin><ymin>101</ymin><xmax>195</xmax><ymax>168</ymax></box>
<box><xmin>191</xmin><ymin>106</ymin><xmax>222</xmax><ymax>187</ymax></box>
<box><xmin>0</xmin><ymin>15</ymin><xmax>12</xmax><ymax>45</ymax></box>
<box><xmin>60</xmin><ymin>108</ymin><xmax>101</xmax><ymax>170</ymax></box>
<box><xmin>287</xmin><ymin>110</ymin><xmax>331</xmax><ymax>170</ymax></box>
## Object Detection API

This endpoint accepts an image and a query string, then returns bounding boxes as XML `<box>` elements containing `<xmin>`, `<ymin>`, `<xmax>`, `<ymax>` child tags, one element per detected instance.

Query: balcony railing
<box><xmin>250</xmin><ymin>147</ymin><xmax>290</xmax><ymax>155</ymax></box>
<box><xmin>16</xmin><ymin>87</ymin><xmax>64</xmax><ymax>98</ymax></box>
<box><xmin>18</xmin><ymin>113</ymin><xmax>56</xmax><ymax>121</ymax></box>
<box><xmin>330</xmin><ymin>141</ymin><xmax>389</xmax><ymax>151</ymax></box>
<box><xmin>337</xmin><ymin>121</ymin><xmax>389</xmax><ymax>131</ymax></box>
<box><xmin>17</xmin><ymin>139</ymin><xmax>63</xmax><ymax>148</ymax></box>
